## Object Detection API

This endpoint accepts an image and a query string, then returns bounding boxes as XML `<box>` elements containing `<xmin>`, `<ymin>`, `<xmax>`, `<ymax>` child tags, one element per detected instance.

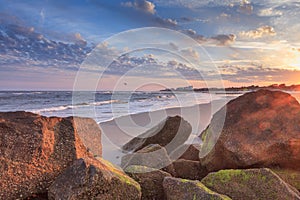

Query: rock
<box><xmin>48</xmin><ymin>157</ymin><xmax>141</xmax><ymax>200</ymax></box>
<box><xmin>200</xmin><ymin>90</ymin><xmax>300</xmax><ymax>172</ymax></box>
<box><xmin>201</xmin><ymin>168</ymin><xmax>300</xmax><ymax>200</ymax></box>
<box><xmin>122</xmin><ymin>144</ymin><xmax>176</xmax><ymax>176</ymax></box>
<box><xmin>170</xmin><ymin>144</ymin><xmax>201</xmax><ymax>161</ymax></box>
<box><xmin>172</xmin><ymin>159</ymin><xmax>207</xmax><ymax>180</ymax></box>
<box><xmin>163</xmin><ymin>177</ymin><xmax>231</xmax><ymax>200</ymax></box>
<box><xmin>0</xmin><ymin>111</ymin><xmax>101</xmax><ymax>199</ymax></box>
<box><xmin>272</xmin><ymin>168</ymin><xmax>300</xmax><ymax>191</ymax></box>
<box><xmin>125</xmin><ymin>165</ymin><xmax>172</xmax><ymax>200</ymax></box>
<box><xmin>179</xmin><ymin>144</ymin><xmax>201</xmax><ymax>161</ymax></box>
<box><xmin>73</xmin><ymin>117</ymin><xmax>102</xmax><ymax>156</ymax></box>
<box><xmin>122</xmin><ymin>116</ymin><xmax>192</xmax><ymax>153</ymax></box>
<box><xmin>27</xmin><ymin>193</ymin><xmax>49</xmax><ymax>200</ymax></box>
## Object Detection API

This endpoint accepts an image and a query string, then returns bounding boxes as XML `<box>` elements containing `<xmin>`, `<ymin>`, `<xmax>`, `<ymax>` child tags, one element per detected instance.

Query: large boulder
<box><xmin>125</xmin><ymin>165</ymin><xmax>171</xmax><ymax>200</ymax></box>
<box><xmin>73</xmin><ymin>116</ymin><xmax>102</xmax><ymax>156</ymax></box>
<box><xmin>48</xmin><ymin>157</ymin><xmax>141</xmax><ymax>200</ymax></box>
<box><xmin>163</xmin><ymin>177</ymin><xmax>231</xmax><ymax>200</ymax></box>
<box><xmin>272</xmin><ymin>168</ymin><xmax>300</xmax><ymax>191</ymax></box>
<box><xmin>122</xmin><ymin>116</ymin><xmax>192</xmax><ymax>153</ymax></box>
<box><xmin>200</xmin><ymin>90</ymin><xmax>300</xmax><ymax>172</ymax></box>
<box><xmin>0</xmin><ymin>111</ymin><xmax>101</xmax><ymax>199</ymax></box>
<box><xmin>201</xmin><ymin>168</ymin><xmax>300</xmax><ymax>200</ymax></box>
<box><xmin>172</xmin><ymin>159</ymin><xmax>207</xmax><ymax>180</ymax></box>
<box><xmin>170</xmin><ymin>144</ymin><xmax>201</xmax><ymax>161</ymax></box>
<box><xmin>122</xmin><ymin>144</ymin><xmax>176</xmax><ymax>176</ymax></box>
<box><xmin>179</xmin><ymin>144</ymin><xmax>201</xmax><ymax>161</ymax></box>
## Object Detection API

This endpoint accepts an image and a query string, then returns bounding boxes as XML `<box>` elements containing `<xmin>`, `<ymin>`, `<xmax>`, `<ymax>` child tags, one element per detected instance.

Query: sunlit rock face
<box><xmin>200</xmin><ymin>90</ymin><xmax>300</xmax><ymax>172</ymax></box>
<box><xmin>0</xmin><ymin>111</ymin><xmax>101</xmax><ymax>199</ymax></box>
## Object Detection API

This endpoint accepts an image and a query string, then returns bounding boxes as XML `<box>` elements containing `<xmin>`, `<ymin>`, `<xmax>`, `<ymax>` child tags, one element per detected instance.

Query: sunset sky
<box><xmin>1</xmin><ymin>0</ymin><xmax>300</xmax><ymax>90</ymax></box>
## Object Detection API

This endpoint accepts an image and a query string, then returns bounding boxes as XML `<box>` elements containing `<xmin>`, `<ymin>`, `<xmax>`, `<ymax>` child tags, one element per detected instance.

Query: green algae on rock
<box><xmin>163</xmin><ymin>177</ymin><xmax>231</xmax><ymax>200</ymax></box>
<box><xmin>201</xmin><ymin>168</ymin><xmax>300</xmax><ymax>200</ymax></box>
<box><xmin>48</xmin><ymin>157</ymin><xmax>141</xmax><ymax>200</ymax></box>
<box><xmin>272</xmin><ymin>168</ymin><xmax>300</xmax><ymax>191</ymax></box>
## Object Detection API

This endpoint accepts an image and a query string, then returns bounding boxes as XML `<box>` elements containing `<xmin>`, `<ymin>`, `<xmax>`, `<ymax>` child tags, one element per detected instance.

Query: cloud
<box><xmin>239</xmin><ymin>26</ymin><xmax>276</xmax><ymax>39</ymax></box>
<box><xmin>237</xmin><ymin>0</ymin><xmax>253</xmax><ymax>15</ymax></box>
<box><xmin>292</xmin><ymin>48</ymin><xmax>300</xmax><ymax>52</ymax></box>
<box><xmin>180</xmin><ymin>48</ymin><xmax>200</xmax><ymax>61</ymax></box>
<box><xmin>181</xmin><ymin>29</ymin><xmax>236</xmax><ymax>46</ymax></box>
<box><xmin>122</xmin><ymin>0</ymin><xmax>156</xmax><ymax>14</ymax></box>
<box><xmin>152</xmin><ymin>0</ymin><xmax>243</xmax><ymax>9</ymax></box>
<box><xmin>121</xmin><ymin>0</ymin><xmax>177</xmax><ymax>28</ymax></box>
<box><xmin>217</xmin><ymin>12</ymin><xmax>231</xmax><ymax>20</ymax></box>
<box><xmin>101</xmin><ymin>53</ymin><xmax>204</xmax><ymax>80</ymax></box>
<box><xmin>73</xmin><ymin>33</ymin><xmax>87</xmax><ymax>46</ymax></box>
<box><xmin>257</xmin><ymin>8</ymin><xmax>283</xmax><ymax>17</ymax></box>
<box><xmin>181</xmin><ymin>29</ymin><xmax>206</xmax><ymax>43</ymax></box>
<box><xmin>184</xmin><ymin>29</ymin><xmax>196</xmax><ymax>35</ymax></box>
<box><xmin>166</xmin><ymin>59</ymin><xmax>202</xmax><ymax>79</ymax></box>
<box><xmin>180</xmin><ymin>16</ymin><xmax>194</xmax><ymax>22</ymax></box>
<box><xmin>155</xmin><ymin>17</ymin><xmax>177</xmax><ymax>27</ymax></box>
<box><xmin>218</xmin><ymin>64</ymin><xmax>300</xmax><ymax>83</ymax></box>
<box><xmin>0</xmin><ymin>24</ymin><xmax>93</xmax><ymax>69</ymax></box>
<box><xmin>169</xmin><ymin>42</ymin><xmax>179</xmax><ymax>50</ymax></box>
<box><xmin>211</xmin><ymin>34</ymin><xmax>237</xmax><ymax>45</ymax></box>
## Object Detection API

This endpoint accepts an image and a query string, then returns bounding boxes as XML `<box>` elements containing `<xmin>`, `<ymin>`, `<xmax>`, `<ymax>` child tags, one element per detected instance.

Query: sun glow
<box><xmin>291</xmin><ymin>57</ymin><xmax>300</xmax><ymax>69</ymax></box>
<box><xmin>289</xmin><ymin>50</ymin><xmax>300</xmax><ymax>69</ymax></box>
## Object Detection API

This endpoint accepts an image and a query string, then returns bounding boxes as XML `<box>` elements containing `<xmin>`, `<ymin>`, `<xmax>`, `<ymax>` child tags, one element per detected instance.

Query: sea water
<box><xmin>0</xmin><ymin>90</ymin><xmax>299</xmax><ymax>123</ymax></box>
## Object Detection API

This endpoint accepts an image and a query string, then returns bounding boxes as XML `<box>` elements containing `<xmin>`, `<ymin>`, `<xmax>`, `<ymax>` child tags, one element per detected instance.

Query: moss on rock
<box><xmin>201</xmin><ymin>168</ymin><xmax>300</xmax><ymax>200</ymax></box>
<box><xmin>163</xmin><ymin>177</ymin><xmax>231</xmax><ymax>200</ymax></box>
<box><xmin>48</xmin><ymin>157</ymin><xmax>141</xmax><ymax>200</ymax></box>
<box><xmin>272</xmin><ymin>168</ymin><xmax>300</xmax><ymax>191</ymax></box>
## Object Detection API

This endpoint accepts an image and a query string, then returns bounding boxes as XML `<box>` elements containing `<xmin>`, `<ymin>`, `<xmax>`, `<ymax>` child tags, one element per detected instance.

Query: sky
<box><xmin>0</xmin><ymin>0</ymin><xmax>300</xmax><ymax>90</ymax></box>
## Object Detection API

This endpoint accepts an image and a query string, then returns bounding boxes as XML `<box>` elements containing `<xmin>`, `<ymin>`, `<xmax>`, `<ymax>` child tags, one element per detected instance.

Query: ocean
<box><xmin>0</xmin><ymin>90</ymin><xmax>299</xmax><ymax>123</ymax></box>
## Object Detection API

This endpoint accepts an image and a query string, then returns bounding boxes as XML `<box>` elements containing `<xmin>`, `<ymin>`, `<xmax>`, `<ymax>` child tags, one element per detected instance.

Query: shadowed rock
<box><xmin>163</xmin><ymin>177</ymin><xmax>231</xmax><ymax>200</ymax></box>
<box><xmin>201</xmin><ymin>168</ymin><xmax>300</xmax><ymax>200</ymax></box>
<box><xmin>200</xmin><ymin>90</ymin><xmax>300</xmax><ymax>172</ymax></box>
<box><xmin>125</xmin><ymin>165</ymin><xmax>171</xmax><ymax>200</ymax></box>
<box><xmin>0</xmin><ymin>111</ymin><xmax>101</xmax><ymax>199</ymax></box>
<box><xmin>170</xmin><ymin>144</ymin><xmax>201</xmax><ymax>161</ymax></box>
<box><xmin>121</xmin><ymin>144</ymin><xmax>176</xmax><ymax>176</ymax></box>
<box><xmin>172</xmin><ymin>159</ymin><xmax>208</xmax><ymax>180</ymax></box>
<box><xmin>122</xmin><ymin>116</ymin><xmax>192</xmax><ymax>153</ymax></box>
<box><xmin>48</xmin><ymin>157</ymin><xmax>141</xmax><ymax>200</ymax></box>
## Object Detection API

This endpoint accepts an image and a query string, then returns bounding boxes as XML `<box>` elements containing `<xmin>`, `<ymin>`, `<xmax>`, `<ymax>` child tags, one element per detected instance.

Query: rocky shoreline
<box><xmin>1</xmin><ymin>90</ymin><xmax>300</xmax><ymax>199</ymax></box>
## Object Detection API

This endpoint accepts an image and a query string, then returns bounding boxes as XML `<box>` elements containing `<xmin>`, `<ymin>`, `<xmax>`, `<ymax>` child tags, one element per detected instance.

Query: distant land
<box><xmin>161</xmin><ymin>84</ymin><xmax>300</xmax><ymax>92</ymax></box>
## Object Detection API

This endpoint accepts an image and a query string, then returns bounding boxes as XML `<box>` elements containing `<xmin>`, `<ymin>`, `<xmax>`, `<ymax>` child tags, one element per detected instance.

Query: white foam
<box><xmin>30</xmin><ymin>99</ymin><xmax>120</xmax><ymax>113</ymax></box>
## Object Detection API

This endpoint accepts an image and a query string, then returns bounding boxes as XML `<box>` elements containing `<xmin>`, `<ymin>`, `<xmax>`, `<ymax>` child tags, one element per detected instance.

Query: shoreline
<box><xmin>100</xmin><ymin>98</ymin><xmax>233</xmax><ymax>165</ymax></box>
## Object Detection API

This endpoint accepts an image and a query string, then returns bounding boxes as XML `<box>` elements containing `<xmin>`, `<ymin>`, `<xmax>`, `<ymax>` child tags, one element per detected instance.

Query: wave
<box><xmin>11</xmin><ymin>91</ymin><xmax>46</xmax><ymax>96</ymax></box>
<box><xmin>32</xmin><ymin>106</ymin><xmax>71</xmax><ymax>113</ymax></box>
<box><xmin>12</xmin><ymin>92</ymin><xmax>25</xmax><ymax>95</ymax></box>
<box><xmin>31</xmin><ymin>99</ymin><xmax>120</xmax><ymax>113</ymax></box>
<box><xmin>91</xmin><ymin>99</ymin><xmax>119</xmax><ymax>106</ymax></box>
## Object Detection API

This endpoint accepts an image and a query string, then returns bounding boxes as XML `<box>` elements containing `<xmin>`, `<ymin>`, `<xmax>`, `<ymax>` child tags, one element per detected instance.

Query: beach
<box><xmin>100</xmin><ymin>98</ymin><xmax>232</xmax><ymax>165</ymax></box>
